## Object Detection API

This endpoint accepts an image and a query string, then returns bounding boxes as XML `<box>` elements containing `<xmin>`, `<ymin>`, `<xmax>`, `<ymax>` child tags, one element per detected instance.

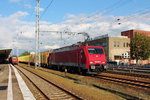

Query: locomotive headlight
<box><xmin>90</xmin><ymin>62</ymin><xmax>94</xmax><ymax>64</ymax></box>
<box><xmin>102</xmin><ymin>62</ymin><xmax>105</xmax><ymax>64</ymax></box>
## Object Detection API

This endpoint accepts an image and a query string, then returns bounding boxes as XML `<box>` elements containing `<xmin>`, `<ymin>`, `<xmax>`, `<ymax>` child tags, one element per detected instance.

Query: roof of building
<box><xmin>121</xmin><ymin>29</ymin><xmax>150</xmax><ymax>33</ymax></box>
<box><xmin>0</xmin><ymin>49</ymin><xmax>12</xmax><ymax>59</ymax></box>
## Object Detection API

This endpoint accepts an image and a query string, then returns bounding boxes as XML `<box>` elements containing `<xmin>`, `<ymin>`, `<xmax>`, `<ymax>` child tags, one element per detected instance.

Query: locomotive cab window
<box><xmin>88</xmin><ymin>48</ymin><xmax>103</xmax><ymax>54</ymax></box>
<box><xmin>12</xmin><ymin>57</ymin><xmax>17</xmax><ymax>59</ymax></box>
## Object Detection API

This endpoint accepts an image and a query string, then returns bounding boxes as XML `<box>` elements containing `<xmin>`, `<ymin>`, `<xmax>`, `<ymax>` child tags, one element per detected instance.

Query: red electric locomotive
<box><xmin>48</xmin><ymin>45</ymin><xmax>107</xmax><ymax>74</ymax></box>
<box><xmin>9</xmin><ymin>56</ymin><xmax>18</xmax><ymax>65</ymax></box>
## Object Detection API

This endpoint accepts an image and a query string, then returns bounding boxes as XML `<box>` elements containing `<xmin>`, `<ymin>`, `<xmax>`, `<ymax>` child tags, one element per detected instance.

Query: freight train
<box><xmin>19</xmin><ymin>45</ymin><xmax>107</xmax><ymax>74</ymax></box>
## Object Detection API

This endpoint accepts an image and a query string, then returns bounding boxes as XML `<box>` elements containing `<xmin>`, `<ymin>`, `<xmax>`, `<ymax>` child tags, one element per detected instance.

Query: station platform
<box><xmin>0</xmin><ymin>64</ymin><xmax>36</xmax><ymax>100</ymax></box>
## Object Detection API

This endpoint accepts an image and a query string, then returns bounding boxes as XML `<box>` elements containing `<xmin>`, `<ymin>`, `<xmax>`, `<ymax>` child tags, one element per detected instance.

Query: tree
<box><xmin>19</xmin><ymin>51</ymin><xmax>30</xmax><ymax>57</ymax></box>
<box><xmin>130</xmin><ymin>34</ymin><xmax>150</xmax><ymax>64</ymax></box>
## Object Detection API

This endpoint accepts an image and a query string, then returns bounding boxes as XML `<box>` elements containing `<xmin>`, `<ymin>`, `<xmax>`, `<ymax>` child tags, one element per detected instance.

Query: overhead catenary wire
<box><xmin>103</xmin><ymin>0</ymin><xmax>132</xmax><ymax>15</ymax></box>
<box><xmin>35</xmin><ymin>0</ymin><xmax>150</xmax><ymax>49</ymax></box>
<box><xmin>71</xmin><ymin>0</ymin><xmax>132</xmax><ymax>34</ymax></box>
<box><xmin>39</xmin><ymin>0</ymin><xmax>132</xmax><ymax>45</ymax></box>
<box><xmin>117</xmin><ymin>6</ymin><xmax>150</xmax><ymax>25</ymax></box>
<box><xmin>40</xmin><ymin>0</ymin><xmax>54</xmax><ymax>20</ymax></box>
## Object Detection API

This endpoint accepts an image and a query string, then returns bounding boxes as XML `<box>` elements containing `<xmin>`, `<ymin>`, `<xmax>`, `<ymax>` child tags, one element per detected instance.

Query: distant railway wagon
<box><xmin>18</xmin><ymin>55</ymin><xmax>30</xmax><ymax>64</ymax></box>
<box><xmin>48</xmin><ymin>46</ymin><xmax>107</xmax><ymax>74</ymax></box>
<box><xmin>9</xmin><ymin>56</ymin><xmax>18</xmax><ymax>65</ymax></box>
<box><xmin>19</xmin><ymin>54</ymin><xmax>35</xmax><ymax>65</ymax></box>
<box><xmin>18</xmin><ymin>50</ymin><xmax>52</xmax><ymax>66</ymax></box>
<box><xmin>40</xmin><ymin>51</ymin><xmax>52</xmax><ymax>67</ymax></box>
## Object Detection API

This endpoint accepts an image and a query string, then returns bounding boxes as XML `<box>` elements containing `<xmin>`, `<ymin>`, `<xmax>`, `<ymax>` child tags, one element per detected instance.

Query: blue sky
<box><xmin>0</xmin><ymin>0</ymin><xmax>150</xmax><ymax>55</ymax></box>
<box><xmin>1</xmin><ymin>0</ymin><xmax>150</xmax><ymax>23</ymax></box>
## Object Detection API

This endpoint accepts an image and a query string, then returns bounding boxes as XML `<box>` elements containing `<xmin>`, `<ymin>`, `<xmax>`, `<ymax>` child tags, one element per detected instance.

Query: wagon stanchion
<box><xmin>65</xmin><ymin>68</ymin><xmax>67</xmax><ymax>77</ymax></box>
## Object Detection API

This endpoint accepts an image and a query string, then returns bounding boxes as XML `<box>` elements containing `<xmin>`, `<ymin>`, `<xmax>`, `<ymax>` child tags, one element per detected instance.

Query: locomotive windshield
<box><xmin>12</xmin><ymin>57</ymin><xmax>17</xmax><ymax>59</ymax></box>
<box><xmin>88</xmin><ymin>48</ymin><xmax>103</xmax><ymax>54</ymax></box>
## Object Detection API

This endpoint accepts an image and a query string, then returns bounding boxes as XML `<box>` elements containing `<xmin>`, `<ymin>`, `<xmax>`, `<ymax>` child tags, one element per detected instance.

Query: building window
<box><xmin>114</xmin><ymin>55</ymin><xmax>121</xmax><ymax>60</ymax></box>
<box><xmin>114</xmin><ymin>41</ymin><xmax>116</xmax><ymax>47</ymax></box>
<box><xmin>122</xmin><ymin>52</ymin><xmax>130</xmax><ymax>58</ymax></box>
<box><xmin>114</xmin><ymin>41</ymin><xmax>119</xmax><ymax>47</ymax></box>
<box><xmin>118</xmin><ymin>42</ymin><xmax>120</xmax><ymax>47</ymax></box>
<box><xmin>123</xmin><ymin>42</ymin><xmax>130</xmax><ymax>47</ymax></box>
<box><xmin>123</xmin><ymin>43</ymin><xmax>125</xmax><ymax>47</ymax></box>
<box><xmin>127</xmin><ymin>43</ymin><xmax>130</xmax><ymax>47</ymax></box>
<box><xmin>117</xmin><ymin>42</ymin><xmax>119</xmax><ymax>47</ymax></box>
<box><xmin>126</xmin><ymin>43</ymin><xmax>128</xmax><ymax>47</ymax></box>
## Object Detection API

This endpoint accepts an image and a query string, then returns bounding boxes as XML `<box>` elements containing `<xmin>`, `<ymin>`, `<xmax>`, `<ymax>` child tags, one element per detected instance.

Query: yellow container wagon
<box><xmin>18</xmin><ymin>55</ymin><xmax>30</xmax><ymax>63</ymax></box>
<box><xmin>18</xmin><ymin>50</ymin><xmax>52</xmax><ymax>67</ymax></box>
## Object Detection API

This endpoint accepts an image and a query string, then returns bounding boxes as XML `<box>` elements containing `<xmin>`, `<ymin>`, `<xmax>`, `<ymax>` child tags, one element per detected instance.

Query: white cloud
<box><xmin>9</xmin><ymin>11</ymin><xmax>29</xmax><ymax>19</ymax></box>
<box><xmin>39</xmin><ymin>8</ymin><xmax>44</xmax><ymax>12</ymax></box>
<box><xmin>137</xmin><ymin>23</ymin><xmax>150</xmax><ymax>31</ymax></box>
<box><xmin>0</xmin><ymin>11</ymin><xmax>31</xmax><ymax>49</ymax></box>
<box><xmin>35</xmin><ymin>7</ymin><xmax>44</xmax><ymax>12</ymax></box>
<box><xmin>9</xmin><ymin>0</ymin><xmax>20</xmax><ymax>3</ymax></box>
<box><xmin>44</xmin><ymin>45</ymin><xmax>60</xmax><ymax>49</ymax></box>
<box><xmin>1</xmin><ymin>11</ymin><xmax>150</xmax><ymax>55</ymax></box>
<box><xmin>24</xmin><ymin>4</ymin><xmax>32</xmax><ymax>8</ymax></box>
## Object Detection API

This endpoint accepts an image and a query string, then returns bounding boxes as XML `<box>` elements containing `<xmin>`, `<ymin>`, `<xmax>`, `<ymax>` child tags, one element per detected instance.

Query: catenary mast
<box><xmin>35</xmin><ymin>0</ymin><xmax>40</xmax><ymax>67</ymax></box>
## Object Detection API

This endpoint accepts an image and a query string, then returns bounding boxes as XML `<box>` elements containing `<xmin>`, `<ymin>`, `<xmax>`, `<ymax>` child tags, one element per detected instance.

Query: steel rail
<box><xmin>15</xmin><ymin>66</ymin><xmax>50</xmax><ymax>100</ymax></box>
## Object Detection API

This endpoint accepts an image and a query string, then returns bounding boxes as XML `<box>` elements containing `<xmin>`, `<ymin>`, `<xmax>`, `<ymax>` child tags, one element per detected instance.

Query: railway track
<box><xmin>18</xmin><ymin>64</ymin><xmax>147</xmax><ymax>100</ymax></box>
<box><xmin>15</xmin><ymin>65</ymin><xmax>83</xmax><ymax>100</ymax></box>
<box><xmin>37</xmin><ymin>68</ymin><xmax>144</xmax><ymax>99</ymax></box>
<box><xmin>105</xmin><ymin>70</ymin><xmax>150</xmax><ymax>78</ymax></box>
<box><xmin>107</xmin><ymin>67</ymin><xmax>150</xmax><ymax>74</ymax></box>
<box><xmin>97</xmin><ymin>73</ymin><xmax>150</xmax><ymax>91</ymax></box>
